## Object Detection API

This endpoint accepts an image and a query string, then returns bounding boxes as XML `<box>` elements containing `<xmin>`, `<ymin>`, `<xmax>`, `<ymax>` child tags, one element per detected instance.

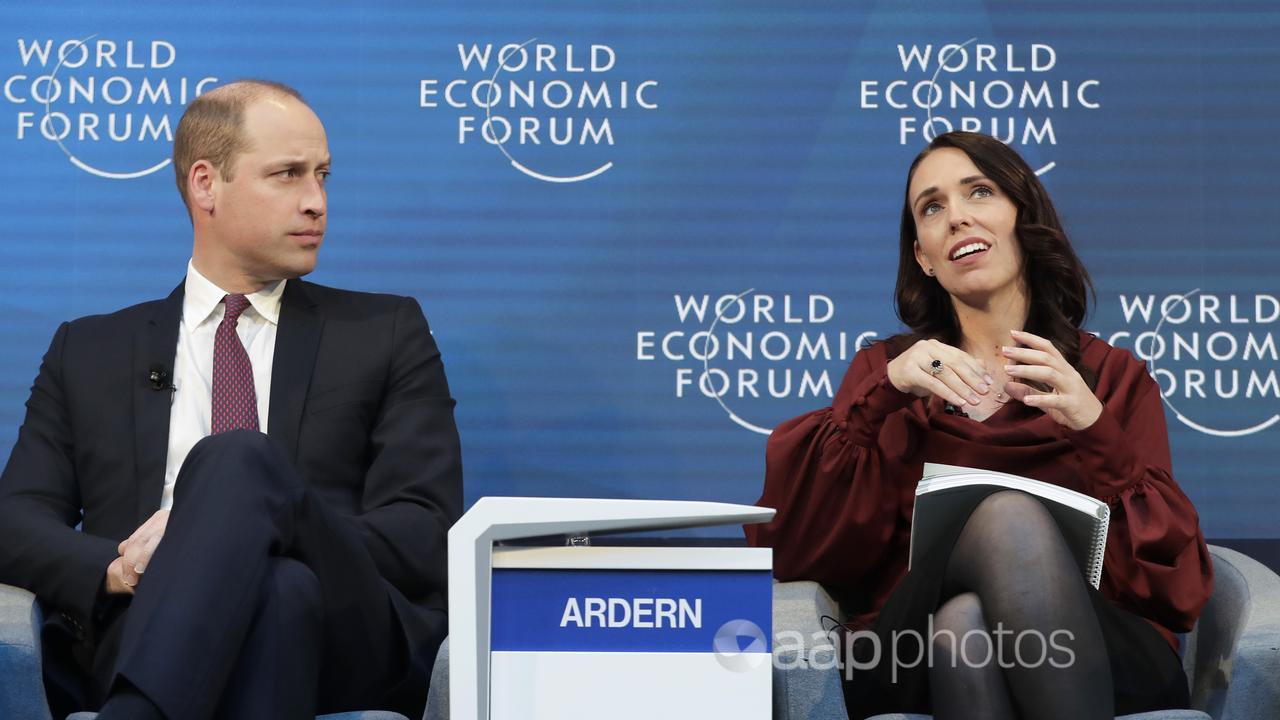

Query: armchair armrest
<box><xmin>1196</xmin><ymin>545</ymin><xmax>1280</xmax><ymax>720</ymax></box>
<box><xmin>423</xmin><ymin>636</ymin><xmax>449</xmax><ymax>720</ymax></box>
<box><xmin>772</xmin><ymin>580</ymin><xmax>849</xmax><ymax>720</ymax></box>
<box><xmin>0</xmin><ymin>582</ymin><xmax>52</xmax><ymax>720</ymax></box>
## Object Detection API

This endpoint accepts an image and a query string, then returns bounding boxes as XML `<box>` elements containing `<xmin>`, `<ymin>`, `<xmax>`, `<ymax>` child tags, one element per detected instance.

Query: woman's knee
<box><xmin>971</xmin><ymin>490</ymin><xmax>1051</xmax><ymax>522</ymax></box>
<box><xmin>932</xmin><ymin>592</ymin><xmax>992</xmax><ymax>667</ymax></box>
<box><xmin>946</xmin><ymin>490</ymin><xmax>1079</xmax><ymax>595</ymax></box>
<box><xmin>935</xmin><ymin>592</ymin><xmax>984</xmax><ymax>631</ymax></box>
<box><xmin>965</xmin><ymin>491</ymin><xmax>1065</xmax><ymax>553</ymax></box>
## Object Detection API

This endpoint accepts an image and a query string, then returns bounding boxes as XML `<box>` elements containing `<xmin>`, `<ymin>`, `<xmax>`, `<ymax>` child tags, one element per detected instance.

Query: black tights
<box><xmin>929</xmin><ymin>491</ymin><xmax>1113</xmax><ymax>720</ymax></box>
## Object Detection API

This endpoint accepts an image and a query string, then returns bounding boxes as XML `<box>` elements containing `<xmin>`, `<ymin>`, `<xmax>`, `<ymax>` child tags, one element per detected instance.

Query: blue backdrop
<box><xmin>1</xmin><ymin>1</ymin><xmax>1276</xmax><ymax>539</ymax></box>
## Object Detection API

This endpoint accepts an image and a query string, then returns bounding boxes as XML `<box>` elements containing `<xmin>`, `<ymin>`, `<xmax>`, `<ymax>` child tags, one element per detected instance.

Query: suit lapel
<box><xmin>268</xmin><ymin>280</ymin><xmax>323</xmax><ymax>464</ymax></box>
<box><xmin>133</xmin><ymin>282</ymin><xmax>184</xmax><ymax>524</ymax></box>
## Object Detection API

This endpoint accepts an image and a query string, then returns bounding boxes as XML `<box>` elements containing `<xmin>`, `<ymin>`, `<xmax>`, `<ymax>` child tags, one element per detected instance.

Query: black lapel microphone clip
<box><xmin>148</xmin><ymin>365</ymin><xmax>175</xmax><ymax>392</ymax></box>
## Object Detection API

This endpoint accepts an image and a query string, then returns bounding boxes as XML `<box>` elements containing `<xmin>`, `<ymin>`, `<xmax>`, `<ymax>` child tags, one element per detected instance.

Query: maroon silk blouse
<box><xmin>746</xmin><ymin>332</ymin><xmax>1213</xmax><ymax>649</ymax></box>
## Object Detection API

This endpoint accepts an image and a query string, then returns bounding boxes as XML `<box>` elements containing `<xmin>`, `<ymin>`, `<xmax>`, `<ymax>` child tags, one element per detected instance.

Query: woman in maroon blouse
<box><xmin>746</xmin><ymin>132</ymin><xmax>1212</xmax><ymax>719</ymax></box>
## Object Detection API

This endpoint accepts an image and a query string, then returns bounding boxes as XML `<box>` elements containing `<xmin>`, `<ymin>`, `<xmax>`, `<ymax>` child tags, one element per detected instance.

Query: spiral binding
<box><xmin>1087</xmin><ymin>505</ymin><xmax>1111</xmax><ymax>589</ymax></box>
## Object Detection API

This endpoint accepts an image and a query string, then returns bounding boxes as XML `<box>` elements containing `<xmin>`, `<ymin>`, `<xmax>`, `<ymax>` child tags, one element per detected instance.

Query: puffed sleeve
<box><xmin>1066</xmin><ymin>356</ymin><xmax>1213</xmax><ymax>633</ymax></box>
<box><xmin>745</xmin><ymin>343</ymin><xmax>917</xmax><ymax>594</ymax></box>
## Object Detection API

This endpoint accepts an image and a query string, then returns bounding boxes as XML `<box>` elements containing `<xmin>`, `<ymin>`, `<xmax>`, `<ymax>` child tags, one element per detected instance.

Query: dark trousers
<box><xmin>81</xmin><ymin>430</ymin><xmax>429</xmax><ymax>720</ymax></box>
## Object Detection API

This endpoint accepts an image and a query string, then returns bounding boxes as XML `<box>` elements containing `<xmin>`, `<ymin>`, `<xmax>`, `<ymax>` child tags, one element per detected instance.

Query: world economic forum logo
<box><xmin>418</xmin><ymin>38</ymin><xmax>659</xmax><ymax>183</ymax></box>
<box><xmin>5</xmin><ymin>34</ymin><xmax>217</xmax><ymax>179</ymax></box>
<box><xmin>712</xmin><ymin>619</ymin><xmax>768</xmax><ymax>673</ymax></box>
<box><xmin>636</xmin><ymin>288</ymin><xmax>878</xmax><ymax>436</ymax></box>
<box><xmin>1099</xmin><ymin>289</ymin><xmax>1280</xmax><ymax>437</ymax></box>
<box><xmin>857</xmin><ymin>36</ymin><xmax>1103</xmax><ymax>176</ymax></box>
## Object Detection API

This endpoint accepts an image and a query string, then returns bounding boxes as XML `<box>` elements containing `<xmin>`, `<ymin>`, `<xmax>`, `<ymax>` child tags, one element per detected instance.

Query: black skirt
<box><xmin>841</xmin><ymin>493</ymin><xmax>1191</xmax><ymax>719</ymax></box>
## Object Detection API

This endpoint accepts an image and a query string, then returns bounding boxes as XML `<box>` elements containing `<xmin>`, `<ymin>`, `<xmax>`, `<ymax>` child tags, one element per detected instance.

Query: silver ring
<box><xmin>930</xmin><ymin>359</ymin><xmax>944</xmax><ymax>376</ymax></box>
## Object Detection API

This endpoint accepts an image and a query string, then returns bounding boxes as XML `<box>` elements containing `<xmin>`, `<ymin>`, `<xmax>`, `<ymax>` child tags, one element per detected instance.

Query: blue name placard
<box><xmin>490</xmin><ymin>568</ymin><xmax>772</xmax><ymax>653</ymax></box>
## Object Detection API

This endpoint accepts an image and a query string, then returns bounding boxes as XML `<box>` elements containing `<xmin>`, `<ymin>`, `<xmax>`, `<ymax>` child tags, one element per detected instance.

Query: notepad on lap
<box><xmin>910</xmin><ymin>463</ymin><xmax>1110</xmax><ymax>589</ymax></box>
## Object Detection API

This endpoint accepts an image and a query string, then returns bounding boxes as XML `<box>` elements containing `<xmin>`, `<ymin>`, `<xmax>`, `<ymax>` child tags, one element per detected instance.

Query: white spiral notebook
<box><xmin>909</xmin><ymin>462</ymin><xmax>1111</xmax><ymax>589</ymax></box>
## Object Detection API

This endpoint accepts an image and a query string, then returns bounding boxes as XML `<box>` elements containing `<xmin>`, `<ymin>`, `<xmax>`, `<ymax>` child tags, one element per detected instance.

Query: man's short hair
<box><xmin>172</xmin><ymin>80</ymin><xmax>306</xmax><ymax>218</ymax></box>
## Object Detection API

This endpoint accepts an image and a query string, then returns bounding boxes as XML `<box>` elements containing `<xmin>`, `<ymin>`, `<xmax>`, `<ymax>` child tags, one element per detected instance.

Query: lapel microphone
<box><xmin>148</xmin><ymin>364</ymin><xmax>175</xmax><ymax>392</ymax></box>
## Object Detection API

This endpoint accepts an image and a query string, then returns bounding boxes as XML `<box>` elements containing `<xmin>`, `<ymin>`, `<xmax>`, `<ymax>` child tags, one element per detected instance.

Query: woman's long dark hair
<box><xmin>891</xmin><ymin>131</ymin><xmax>1095</xmax><ymax>374</ymax></box>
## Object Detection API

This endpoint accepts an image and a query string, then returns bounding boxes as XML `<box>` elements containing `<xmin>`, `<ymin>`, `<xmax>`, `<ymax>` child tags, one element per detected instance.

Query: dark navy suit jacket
<box><xmin>0</xmin><ymin>278</ymin><xmax>462</xmax><ymax>675</ymax></box>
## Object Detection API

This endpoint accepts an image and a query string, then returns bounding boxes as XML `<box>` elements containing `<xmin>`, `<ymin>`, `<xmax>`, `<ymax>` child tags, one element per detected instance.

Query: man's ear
<box><xmin>189</xmin><ymin>160</ymin><xmax>218</xmax><ymax>215</ymax></box>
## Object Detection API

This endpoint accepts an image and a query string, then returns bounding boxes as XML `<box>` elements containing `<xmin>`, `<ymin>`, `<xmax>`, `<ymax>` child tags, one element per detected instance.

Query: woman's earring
<box><xmin>925</xmin><ymin>267</ymin><xmax>935</xmax><ymax>276</ymax></box>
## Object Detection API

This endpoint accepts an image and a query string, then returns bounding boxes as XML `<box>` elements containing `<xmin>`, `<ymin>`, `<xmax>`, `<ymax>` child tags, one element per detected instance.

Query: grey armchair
<box><xmin>771</xmin><ymin>544</ymin><xmax>1280</xmax><ymax>720</ymax></box>
<box><xmin>0</xmin><ymin>582</ymin><xmax>411</xmax><ymax>720</ymax></box>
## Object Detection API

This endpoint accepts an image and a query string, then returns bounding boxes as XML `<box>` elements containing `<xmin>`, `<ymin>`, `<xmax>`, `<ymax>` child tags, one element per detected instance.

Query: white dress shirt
<box><xmin>161</xmin><ymin>260</ymin><xmax>286</xmax><ymax>509</ymax></box>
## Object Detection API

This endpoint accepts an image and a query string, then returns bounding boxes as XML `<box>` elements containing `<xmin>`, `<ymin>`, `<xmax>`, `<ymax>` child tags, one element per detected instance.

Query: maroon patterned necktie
<box><xmin>210</xmin><ymin>294</ymin><xmax>260</xmax><ymax>434</ymax></box>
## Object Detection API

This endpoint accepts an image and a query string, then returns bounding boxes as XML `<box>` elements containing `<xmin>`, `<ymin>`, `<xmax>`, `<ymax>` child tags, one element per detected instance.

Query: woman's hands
<box><xmin>1002</xmin><ymin>329</ymin><xmax>1102</xmax><ymax>431</ymax></box>
<box><xmin>887</xmin><ymin>338</ymin><xmax>995</xmax><ymax>408</ymax></box>
<box><xmin>886</xmin><ymin>331</ymin><xmax>1104</xmax><ymax>431</ymax></box>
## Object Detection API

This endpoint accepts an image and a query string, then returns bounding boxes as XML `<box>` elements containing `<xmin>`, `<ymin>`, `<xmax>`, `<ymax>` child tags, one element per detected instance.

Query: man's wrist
<box><xmin>103</xmin><ymin>556</ymin><xmax>129</xmax><ymax>595</ymax></box>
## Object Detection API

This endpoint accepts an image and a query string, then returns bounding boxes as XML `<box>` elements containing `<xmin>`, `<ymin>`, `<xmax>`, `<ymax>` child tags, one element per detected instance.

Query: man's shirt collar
<box><xmin>182</xmin><ymin>259</ymin><xmax>286</xmax><ymax>328</ymax></box>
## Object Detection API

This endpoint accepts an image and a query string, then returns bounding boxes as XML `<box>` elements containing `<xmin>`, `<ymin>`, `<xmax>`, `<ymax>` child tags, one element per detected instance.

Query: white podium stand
<box><xmin>447</xmin><ymin>497</ymin><xmax>776</xmax><ymax>720</ymax></box>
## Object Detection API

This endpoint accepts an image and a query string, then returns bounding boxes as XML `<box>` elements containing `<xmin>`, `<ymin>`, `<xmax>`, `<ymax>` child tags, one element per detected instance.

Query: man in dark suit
<box><xmin>0</xmin><ymin>80</ymin><xmax>462</xmax><ymax>719</ymax></box>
